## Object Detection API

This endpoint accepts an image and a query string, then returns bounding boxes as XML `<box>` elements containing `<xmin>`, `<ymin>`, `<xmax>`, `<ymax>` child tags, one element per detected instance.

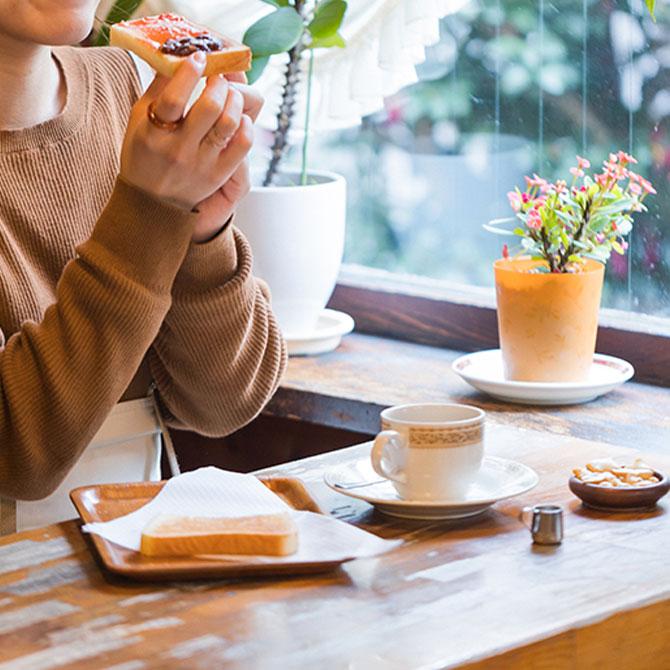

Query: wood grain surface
<box><xmin>1</xmin><ymin>422</ymin><xmax>669</xmax><ymax>669</ymax></box>
<box><xmin>268</xmin><ymin>333</ymin><xmax>670</xmax><ymax>452</ymax></box>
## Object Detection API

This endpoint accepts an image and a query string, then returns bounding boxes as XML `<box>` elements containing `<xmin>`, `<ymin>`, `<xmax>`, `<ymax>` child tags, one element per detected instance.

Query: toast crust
<box><xmin>110</xmin><ymin>13</ymin><xmax>251</xmax><ymax>77</ymax></box>
<box><xmin>140</xmin><ymin>512</ymin><xmax>298</xmax><ymax>557</ymax></box>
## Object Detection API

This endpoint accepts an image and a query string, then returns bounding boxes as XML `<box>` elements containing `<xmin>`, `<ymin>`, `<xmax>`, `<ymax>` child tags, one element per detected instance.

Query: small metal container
<box><xmin>519</xmin><ymin>504</ymin><xmax>564</xmax><ymax>545</ymax></box>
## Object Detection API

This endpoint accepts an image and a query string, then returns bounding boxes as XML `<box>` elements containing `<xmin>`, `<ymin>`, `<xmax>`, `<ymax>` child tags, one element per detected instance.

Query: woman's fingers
<box><xmin>229</xmin><ymin>83</ymin><xmax>264</xmax><ymax>122</ymax></box>
<box><xmin>201</xmin><ymin>86</ymin><xmax>244</xmax><ymax>151</ymax></box>
<box><xmin>151</xmin><ymin>52</ymin><xmax>206</xmax><ymax>123</ymax></box>
<box><xmin>225</xmin><ymin>71</ymin><xmax>247</xmax><ymax>84</ymax></box>
<box><xmin>213</xmin><ymin>114</ymin><xmax>254</xmax><ymax>186</ymax></box>
<box><xmin>221</xmin><ymin>159</ymin><xmax>251</xmax><ymax>204</ymax></box>
<box><xmin>182</xmin><ymin>75</ymin><xmax>229</xmax><ymax>140</ymax></box>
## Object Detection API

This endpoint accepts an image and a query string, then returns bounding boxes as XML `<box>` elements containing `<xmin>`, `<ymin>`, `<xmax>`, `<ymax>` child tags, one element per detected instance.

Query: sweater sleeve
<box><xmin>0</xmin><ymin>178</ymin><xmax>196</xmax><ymax>501</ymax></box>
<box><xmin>147</xmin><ymin>225</ymin><xmax>287</xmax><ymax>437</ymax></box>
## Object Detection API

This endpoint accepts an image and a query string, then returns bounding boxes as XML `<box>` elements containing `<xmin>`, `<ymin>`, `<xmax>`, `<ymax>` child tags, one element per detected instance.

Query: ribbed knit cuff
<box><xmin>173</xmin><ymin>222</ymin><xmax>239</xmax><ymax>294</ymax></box>
<box><xmin>82</xmin><ymin>177</ymin><xmax>196</xmax><ymax>293</ymax></box>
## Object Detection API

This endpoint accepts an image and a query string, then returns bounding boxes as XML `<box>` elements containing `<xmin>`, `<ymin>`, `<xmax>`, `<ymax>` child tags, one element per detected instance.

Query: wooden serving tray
<box><xmin>70</xmin><ymin>477</ymin><xmax>342</xmax><ymax>581</ymax></box>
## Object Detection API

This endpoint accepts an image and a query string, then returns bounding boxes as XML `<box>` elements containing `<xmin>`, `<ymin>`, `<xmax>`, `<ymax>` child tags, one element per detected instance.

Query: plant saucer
<box><xmin>452</xmin><ymin>349</ymin><xmax>634</xmax><ymax>406</ymax></box>
<box><xmin>284</xmin><ymin>309</ymin><xmax>354</xmax><ymax>357</ymax></box>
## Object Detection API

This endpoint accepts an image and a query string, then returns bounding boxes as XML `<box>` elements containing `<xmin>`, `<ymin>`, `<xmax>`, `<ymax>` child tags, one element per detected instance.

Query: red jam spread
<box><xmin>122</xmin><ymin>13</ymin><xmax>223</xmax><ymax>53</ymax></box>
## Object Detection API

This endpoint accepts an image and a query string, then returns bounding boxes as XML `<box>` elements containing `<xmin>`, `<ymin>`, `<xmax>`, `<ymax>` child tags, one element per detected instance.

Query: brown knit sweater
<box><xmin>0</xmin><ymin>46</ymin><xmax>286</xmax><ymax>501</ymax></box>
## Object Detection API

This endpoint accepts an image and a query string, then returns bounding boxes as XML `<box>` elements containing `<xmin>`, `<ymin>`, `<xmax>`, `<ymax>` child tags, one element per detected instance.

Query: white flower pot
<box><xmin>234</xmin><ymin>170</ymin><xmax>346</xmax><ymax>336</ymax></box>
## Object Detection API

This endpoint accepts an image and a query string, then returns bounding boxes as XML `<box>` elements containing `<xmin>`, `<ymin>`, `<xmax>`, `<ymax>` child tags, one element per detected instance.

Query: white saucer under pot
<box><xmin>324</xmin><ymin>454</ymin><xmax>539</xmax><ymax>521</ymax></box>
<box><xmin>452</xmin><ymin>349</ymin><xmax>634</xmax><ymax>406</ymax></box>
<box><xmin>284</xmin><ymin>309</ymin><xmax>354</xmax><ymax>356</ymax></box>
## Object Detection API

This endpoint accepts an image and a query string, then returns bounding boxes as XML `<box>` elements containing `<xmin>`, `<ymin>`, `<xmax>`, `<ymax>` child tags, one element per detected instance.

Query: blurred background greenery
<box><xmin>305</xmin><ymin>0</ymin><xmax>670</xmax><ymax>316</ymax></box>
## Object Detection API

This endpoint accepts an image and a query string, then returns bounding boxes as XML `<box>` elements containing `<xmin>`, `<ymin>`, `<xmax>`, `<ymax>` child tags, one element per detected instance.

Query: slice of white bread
<box><xmin>140</xmin><ymin>512</ymin><xmax>298</xmax><ymax>557</ymax></box>
<box><xmin>110</xmin><ymin>13</ymin><xmax>251</xmax><ymax>78</ymax></box>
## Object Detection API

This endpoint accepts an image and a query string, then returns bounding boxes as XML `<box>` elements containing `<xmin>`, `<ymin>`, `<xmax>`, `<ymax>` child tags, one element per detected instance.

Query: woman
<box><xmin>0</xmin><ymin>1</ymin><xmax>286</xmax><ymax>530</ymax></box>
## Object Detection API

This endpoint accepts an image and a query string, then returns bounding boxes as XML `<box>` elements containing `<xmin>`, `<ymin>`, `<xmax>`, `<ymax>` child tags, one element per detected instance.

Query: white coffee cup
<box><xmin>371</xmin><ymin>403</ymin><xmax>485</xmax><ymax>501</ymax></box>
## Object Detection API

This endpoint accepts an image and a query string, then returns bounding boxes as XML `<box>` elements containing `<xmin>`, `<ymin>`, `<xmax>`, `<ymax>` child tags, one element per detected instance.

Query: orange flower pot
<box><xmin>494</xmin><ymin>258</ymin><xmax>605</xmax><ymax>382</ymax></box>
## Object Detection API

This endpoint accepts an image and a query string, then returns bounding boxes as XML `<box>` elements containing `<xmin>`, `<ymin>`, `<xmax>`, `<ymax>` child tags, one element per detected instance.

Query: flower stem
<box><xmin>540</xmin><ymin>229</ymin><xmax>557</xmax><ymax>272</ymax></box>
<box><xmin>263</xmin><ymin>0</ymin><xmax>307</xmax><ymax>187</ymax></box>
<box><xmin>300</xmin><ymin>48</ymin><xmax>315</xmax><ymax>186</ymax></box>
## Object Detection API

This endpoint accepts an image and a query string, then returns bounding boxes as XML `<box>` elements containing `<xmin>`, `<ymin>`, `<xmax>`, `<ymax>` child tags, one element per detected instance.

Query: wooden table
<box><xmin>1</xmin><ymin>421</ymin><xmax>669</xmax><ymax>669</ymax></box>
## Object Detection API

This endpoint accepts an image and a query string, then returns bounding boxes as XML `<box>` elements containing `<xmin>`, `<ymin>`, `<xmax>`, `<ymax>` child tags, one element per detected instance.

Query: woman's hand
<box><xmin>120</xmin><ymin>53</ymin><xmax>254</xmax><ymax>212</ymax></box>
<box><xmin>190</xmin><ymin>71</ymin><xmax>264</xmax><ymax>243</ymax></box>
<box><xmin>191</xmin><ymin>160</ymin><xmax>250</xmax><ymax>243</ymax></box>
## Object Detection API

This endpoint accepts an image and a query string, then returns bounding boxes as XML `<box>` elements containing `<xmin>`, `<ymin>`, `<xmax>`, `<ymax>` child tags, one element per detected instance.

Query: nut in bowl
<box><xmin>569</xmin><ymin>458</ymin><xmax>669</xmax><ymax>512</ymax></box>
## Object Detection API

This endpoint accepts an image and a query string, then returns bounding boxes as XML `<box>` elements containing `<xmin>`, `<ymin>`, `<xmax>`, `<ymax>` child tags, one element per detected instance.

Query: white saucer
<box><xmin>452</xmin><ymin>349</ymin><xmax>634</xmax><ymax>406</ymax></box>
<box><xmin>284</xmin><ymin>309</ymin><xmax>354</xmax><ymax>356</ymax></box>
<box><xmin>324</xmin><ymin>454</ymin><xmax>539</xmax><ymax>520</ymax></box>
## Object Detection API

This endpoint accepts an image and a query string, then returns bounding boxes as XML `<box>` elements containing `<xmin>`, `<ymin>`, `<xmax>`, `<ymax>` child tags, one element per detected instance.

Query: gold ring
<box><xmin>147</xmin><ymin>101</ymin><xmax>183</xmax><ymax>131</ymax></box>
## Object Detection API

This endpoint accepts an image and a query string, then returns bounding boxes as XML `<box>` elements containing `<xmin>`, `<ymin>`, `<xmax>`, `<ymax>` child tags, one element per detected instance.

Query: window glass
<box><xmin>311</xmin><ymin>0</ymin><xmax>670</xmax><ymax>317</ymax></box>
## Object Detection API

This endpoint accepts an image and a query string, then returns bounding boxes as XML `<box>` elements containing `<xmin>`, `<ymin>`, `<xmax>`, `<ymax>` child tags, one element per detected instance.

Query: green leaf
<box><xmin>482</xmin><ymin>217</ymin><xmax>517</xmax><ymax>235</ymax></box>
<box><xmin>308</xmin><ymin>0</ymin><xmax>347</xmax><ymax>39</ymax></box>
<box><xmin>95</xmin><ymin>0</ymin><xmax>144</xmax><ymax>46</ymax></box>
<box><xmin>554</xmin><ymin>209</ymin><xmax>573</xmax><ymax>223</ymax></box>
<box><xmin>243</xmin><ymin>7</ymin><xmax>304</xmax><ymax>57</ymax></box>
<box><xmin>247</xmin><ymin>56</ymin><xmax>270</xmax><ymax>84</ymax></box>
<box><xmin>310</xmin><ymin>32</ymin><xmax>346</xmax><ymax>49</ymax></box>
<box><xmin>261</xmin><ymin>0</ymin><xmax>290</xmax><ymax>6</ymax></box>
<box><xmin>560</xmin><ymin>230</ymin><xmax>570</xmax><ymax>248</ymax></box>
<box><xmin>646</xmin><ymin>0</ymin><xmax>656</xmax><ymax>21</ymax></box>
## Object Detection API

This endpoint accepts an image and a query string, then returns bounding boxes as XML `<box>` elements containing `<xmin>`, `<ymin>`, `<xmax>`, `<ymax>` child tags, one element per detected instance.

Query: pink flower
<box><xmin>554</xmin><ymin>180</ymin><xmax>567</xmax><ymax>194</ymax></box>
<box><xmin>596</xmin><ymin>233</ymin><xmax>605</xmax><ymax>243</ymax></box>
<box><xmin>507</xmin><ymin>191</ymin><xmax>522</xmax><ymax>212</ymax></box>
<box><xmin>502</xmin><ymin>244</ymin><xmax>510</xmax><ymax>259</ymax></box>
<box><xmin>617</xmin><ymin>150</ymin><xmax>638</xmax><ymax>165</ymax></box>
<box><xmin>527</xmin><ymin>210</ymin><xmax>543</xmax><ymax>230</ymax></box>
<box><xmin>640</xmin><ymin>177</ymin><xmax>657</xmax><ymax>194</ymax></box>
<box><xmin>576</xmin><ymin>155</ymin><xmax>591</xmax><ymax>169</ymax></box>
<box><xmin>603</xmin><ymin>160</ymin><xmax>628</xmax><ymax>181</ymax></box>
<box><xmin>522</xmin><ymin>192</ymin><xmax>530</xmax><ymax>203</ymax></box>
<box><xmin>629</xmin><ymin>182</ymin><xmax>642</xmax><ymax>195</ymax></box>
<box><xmin>570</xmin><ymin>167</ymin><xmax>584</xmax><ymax>178</ymax></box>
<box><xmin>525</xmin><ymin>174</ymin><xmax>548</xmax><ymax>189</ymax></box>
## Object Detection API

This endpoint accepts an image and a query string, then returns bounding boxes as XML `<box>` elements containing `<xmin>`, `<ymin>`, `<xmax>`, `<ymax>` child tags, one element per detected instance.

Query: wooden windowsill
<box><xmin>327</xmin><ymin>266</ymin><xmax>670</xmax><ymax>386</ymax></box>
<box><xmin>266</xmin><ymin>333</ymin><xmax>670</xmax><ymax>452</ymax></box>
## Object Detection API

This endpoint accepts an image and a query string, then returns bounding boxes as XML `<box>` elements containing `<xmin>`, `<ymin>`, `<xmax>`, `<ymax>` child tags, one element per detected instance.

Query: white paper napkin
<box><xmin>82</xmin><ymin>467</ymin><xmax>400</xmax><ymax>563</ymax></box>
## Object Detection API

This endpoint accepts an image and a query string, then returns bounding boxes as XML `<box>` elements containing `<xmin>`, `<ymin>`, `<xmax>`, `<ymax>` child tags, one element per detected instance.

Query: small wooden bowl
<box><xmin>569</xmin><ymin>471</ymin><xmax>670</xmax><ymax>512</ymax></box>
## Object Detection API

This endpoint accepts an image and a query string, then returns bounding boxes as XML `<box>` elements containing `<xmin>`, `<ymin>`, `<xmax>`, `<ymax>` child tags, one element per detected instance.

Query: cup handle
<box><xmin>518</xmin><ymin>506</ymin><xmax>534</xmax><ymax>529</ymax></box>
<box><xmin>371</xmin><ymin>430</ymin><xmax>407</xmax><ymax>484</ymax></box>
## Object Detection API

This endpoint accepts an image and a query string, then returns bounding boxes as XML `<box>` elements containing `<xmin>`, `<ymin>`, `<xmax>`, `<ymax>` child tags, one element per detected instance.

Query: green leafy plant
<box><xmin>243</xmin><ymin>0</ymin><xmax>348</xmax><ymax>186</ymax></box>
<box><xmin>95</xmin><ymin>0</ymin><xmax>144</xmax><ymax>46</ymax></box>
<box><xmin>487</xmin><ymin>152</ymin><xmax>656</xmax><ymax>273</ymax></box>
